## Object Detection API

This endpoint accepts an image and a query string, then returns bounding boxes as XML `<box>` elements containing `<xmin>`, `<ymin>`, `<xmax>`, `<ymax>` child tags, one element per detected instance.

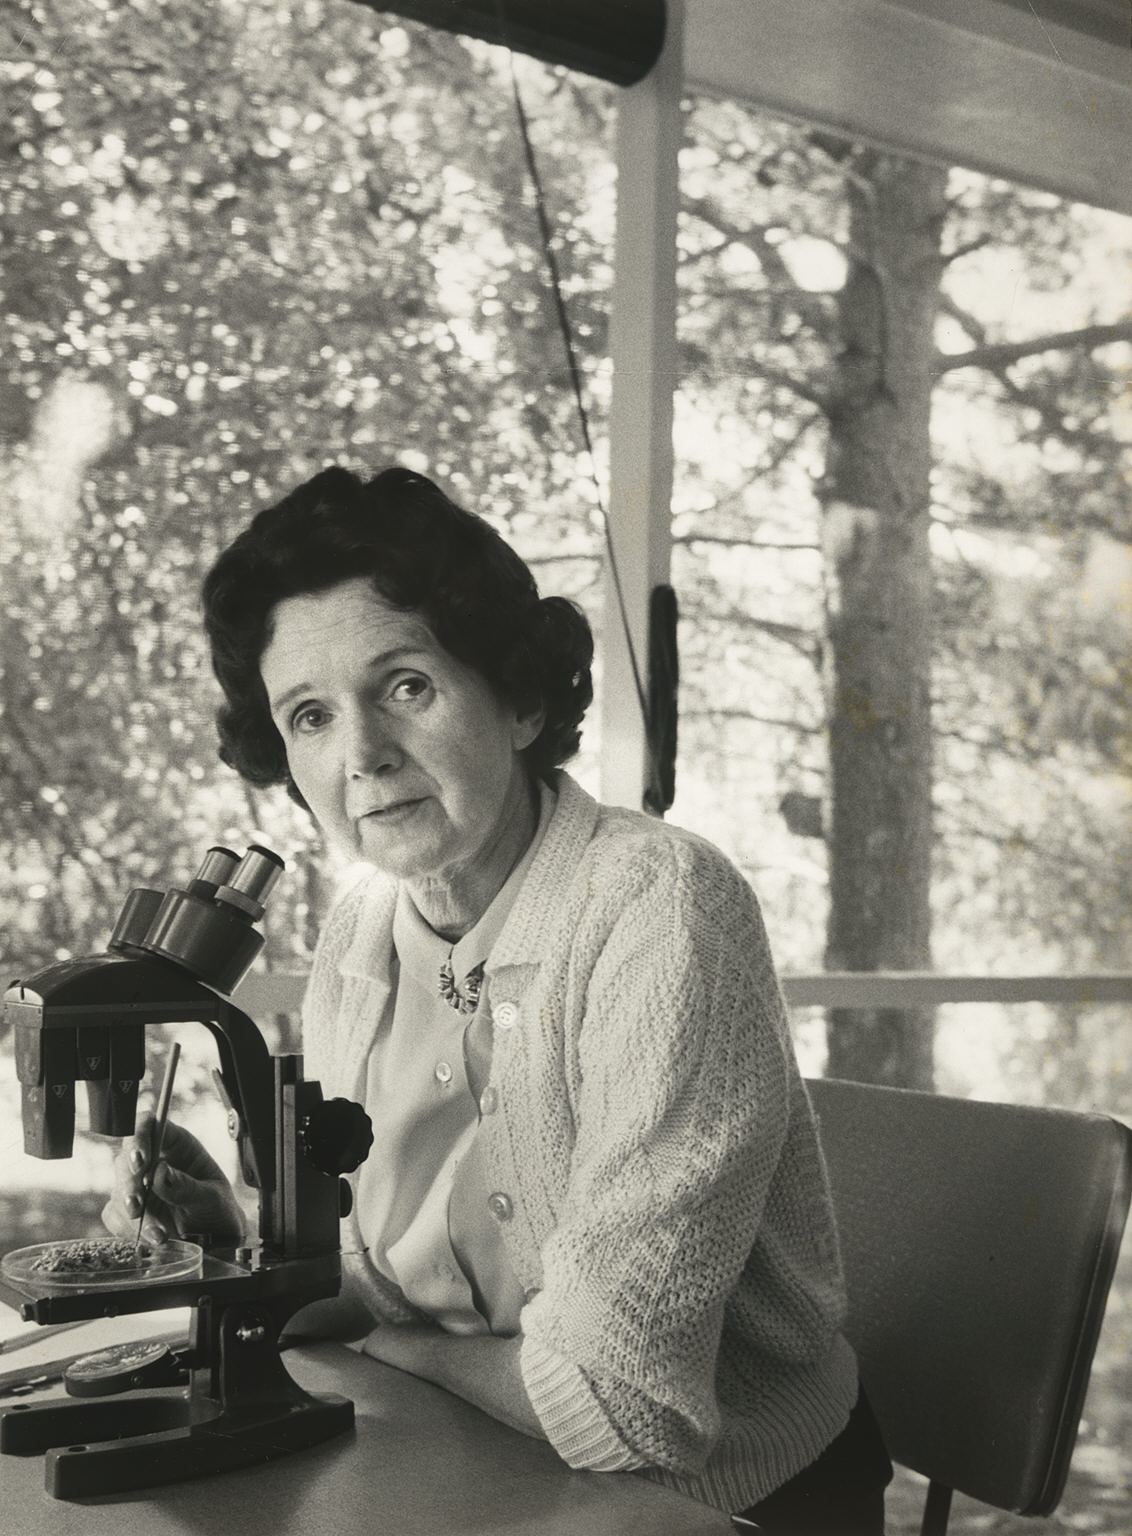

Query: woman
<box><xmin>105</xmin><ymin>466</ymin><xmax>891</xmax><ymax>1532</ymax></box>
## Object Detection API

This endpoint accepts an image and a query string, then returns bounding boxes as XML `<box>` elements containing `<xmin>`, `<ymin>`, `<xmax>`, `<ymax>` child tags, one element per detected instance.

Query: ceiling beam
<box><xmin>352</xmin><ymin>0</ymin><xmax>666</xmax><ymax>85</ymax></box>
<box><xmin>683</xmin><ymin>0</ymin><xmax>1132</xmax><ymax>214</ymax></box>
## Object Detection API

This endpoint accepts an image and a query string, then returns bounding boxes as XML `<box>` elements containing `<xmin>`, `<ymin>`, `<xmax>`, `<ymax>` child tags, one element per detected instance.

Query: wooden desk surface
<box><xmin>0</xmin><ymin>1340</ymin><xmax>731</xmax><ymax>1534</ymax></box>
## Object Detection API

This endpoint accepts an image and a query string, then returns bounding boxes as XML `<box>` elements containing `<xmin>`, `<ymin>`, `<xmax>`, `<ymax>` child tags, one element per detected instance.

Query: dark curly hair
<box><xmin>201</xmin><ymin>466</ymin><xmax>594</xmax><ymax>804</ymax></box>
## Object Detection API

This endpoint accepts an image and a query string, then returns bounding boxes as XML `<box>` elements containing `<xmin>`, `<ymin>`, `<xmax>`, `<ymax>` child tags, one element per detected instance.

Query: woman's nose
<box><xmin>344</xmin><ymin>710</ymin><xmax>401</xmax><ymax>779</ymax></box>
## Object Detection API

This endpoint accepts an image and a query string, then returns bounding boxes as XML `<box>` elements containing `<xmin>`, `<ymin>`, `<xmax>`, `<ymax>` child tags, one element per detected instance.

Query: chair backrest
<box><xmin>806</xmin><ymin>1076</ymin><xmax>1132</xmax><ymax>1517</ymax></box>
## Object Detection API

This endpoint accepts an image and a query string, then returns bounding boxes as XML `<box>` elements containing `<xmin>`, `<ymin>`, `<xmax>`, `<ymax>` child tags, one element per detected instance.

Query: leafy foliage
<box><xmin>1</xmin><ymin>0</ymin><xmax>611</xmax><ymax>977</ymax></box>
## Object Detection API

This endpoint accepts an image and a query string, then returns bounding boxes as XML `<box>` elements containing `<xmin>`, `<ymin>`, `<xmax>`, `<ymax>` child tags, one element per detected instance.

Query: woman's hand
<box><xmin>102</xmin><ymin>1115</ymin><xmax>246</xmax><ymax>1248</ymax></box>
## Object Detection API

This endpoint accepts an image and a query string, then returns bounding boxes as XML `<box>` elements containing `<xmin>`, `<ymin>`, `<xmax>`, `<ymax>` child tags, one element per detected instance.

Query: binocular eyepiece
<box><xmin>110</xmin><ymin>844</ymin><xmax>284</xmax><ymax>994</ymax></box>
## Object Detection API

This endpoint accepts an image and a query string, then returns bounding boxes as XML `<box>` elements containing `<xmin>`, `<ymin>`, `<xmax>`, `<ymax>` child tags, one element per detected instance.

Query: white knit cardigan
<box><xmin>301</xmin><ymin>772</ymin><xmax>858</xmax><ymax>1513</ymax></box>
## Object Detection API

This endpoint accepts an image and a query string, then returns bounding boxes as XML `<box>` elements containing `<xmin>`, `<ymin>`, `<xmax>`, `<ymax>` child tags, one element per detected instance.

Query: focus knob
<box><xmin>300</xmin><ymin>1098</ymin><xmax>374</xmax><ymax>1176</ymax></box>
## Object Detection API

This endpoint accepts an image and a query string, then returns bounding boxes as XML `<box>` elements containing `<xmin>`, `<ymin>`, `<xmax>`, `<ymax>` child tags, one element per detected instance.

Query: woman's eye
<box><xmin>389</xmin><ymin>675</ymin><xmax>429</xmax><ymax>703</ymax></box>
<box><xmin>291</xmin><ymin>704</ymin><xmax>329</xmax><ymax>734</ymax></box>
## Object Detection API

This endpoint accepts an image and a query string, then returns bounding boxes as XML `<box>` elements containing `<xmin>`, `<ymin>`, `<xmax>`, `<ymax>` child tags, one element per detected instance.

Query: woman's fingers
<box><xmin>101</xmin><ymin>1121</ymin><xmax>152</xmax><ymax>1236</ymax></box>
<box><xmin>150</xmin><ymin>1160</ymin><xmax>241</xmax><ymax>1241</ymax></box>
<box><xmin>100</xmin><ymin>1178</ymin><xmax>169</xmax><ymax>1245</ymax></box>
<box><xmin>101</xmin><ymin>1115</ymin><xmax>245</xmax><ymax>1246</ymax></box>
<box><xmin>158</xmin><ymin>1120</ymin><xmax>231</xmax><ymax>1186</ymax></box>
<box><xmin>148</xmin><ymin>1125</ymin><xmax>246</xmax><ymax>1242</ymax></box>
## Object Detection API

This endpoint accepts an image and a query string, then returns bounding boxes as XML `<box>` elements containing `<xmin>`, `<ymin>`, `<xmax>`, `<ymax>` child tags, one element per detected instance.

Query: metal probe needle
<box><xmin>135</xmin><ymin>1041</ymin><xmax>181</xmax><ymax>1252</ymax></box>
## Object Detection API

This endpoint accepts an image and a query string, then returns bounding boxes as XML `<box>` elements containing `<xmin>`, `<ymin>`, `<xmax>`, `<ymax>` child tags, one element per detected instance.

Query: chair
<box><xmin>806</xmin><ymin>1076</ymin><xmax>1132</xmax><ymax>1536</ymax></box>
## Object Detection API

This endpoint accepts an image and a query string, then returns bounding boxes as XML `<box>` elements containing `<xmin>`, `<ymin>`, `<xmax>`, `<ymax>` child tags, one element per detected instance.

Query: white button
<box><xmin>434</xmin><ymin>1060</ymin><xmax>453</xmax><ymax>1085</ymax></box>
<box><xmin>493</xmin><ymin>1002</ymin><xmax>519</xmax><ymax>1031</ymax></box>
<box><xmin>480</xmin><ymin>1086</ymin><xmax>498</xmax><ymax>1115</ymax></box>
<box><xmin>487</xmin><ymin>1191</ymin><xmax>513</xmax><ymax>1222</ymax></box>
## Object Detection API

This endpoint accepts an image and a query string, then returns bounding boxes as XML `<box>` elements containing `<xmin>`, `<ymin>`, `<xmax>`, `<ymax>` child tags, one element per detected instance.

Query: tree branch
<box><xmin>696</xmin><ymin>609</ymin><xmax>821</xmax><ymax>663</ymax></box>
<box><xmin>748</xmin><ymin>363</ymin><xmax>829</xmax><ymax>411</ymax></box>
<box><xmin>935</xmin><ymin>319</ymin><xmax>1132</xmax><ymax>376</ymax></box>
<box><xmin>682</xmin><ymin>193</ymin><xmax>837</xmax><ymax>351</ymax></box>
<box><xmin>523</xmin><ymin>551</ymin><xmax>600</xmax><ymax>568</ymax></box>
<box><xmin>937</xmin><ymin>292</ymin><xmax>989</xmax><ymax>349</ymax></box>
<box><xmin>940</xmin><ymin>234</ymin><xmax>994</xmax><ymax>266</ymax></box>
<box><xmin>931</xmin><ymin>299</ymin><xmax>1126</xmax><ymax>464</ymax></box>
<box><xmin>674</xmin><ymin>533</ymin><xmax>820</xmax><ymax>552</ymax></box>
<box><xmin>681</xmin><ymin>708</ymin><xmax>823</xmax><ymax>735</ymax></box>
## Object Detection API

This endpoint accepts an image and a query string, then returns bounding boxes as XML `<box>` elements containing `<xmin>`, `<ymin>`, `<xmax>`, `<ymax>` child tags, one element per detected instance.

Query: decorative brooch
<box><xmin>438</xmin><ymin>958</ymin><xmax>484</xmax><ymax>1016</ymax></box>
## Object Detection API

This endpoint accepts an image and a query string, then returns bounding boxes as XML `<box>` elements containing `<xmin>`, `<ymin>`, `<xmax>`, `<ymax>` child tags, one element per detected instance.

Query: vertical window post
<box><xmin>600</xmin><ymin>0</ymin><xmax>683</xmax><ymax>809</ymax></box>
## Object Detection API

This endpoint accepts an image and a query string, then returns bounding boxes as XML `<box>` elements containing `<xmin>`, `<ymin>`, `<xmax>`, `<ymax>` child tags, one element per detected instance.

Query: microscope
<box><xmin>0</xmin><ymin>844</ymin><xmax>373</xmax><ymax>1500</ymax></box>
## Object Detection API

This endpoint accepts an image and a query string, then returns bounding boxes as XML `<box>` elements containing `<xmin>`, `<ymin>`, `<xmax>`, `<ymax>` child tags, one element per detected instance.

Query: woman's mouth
<box><xmin>358</xmin><ymin>797</ymin><xmax>425</xmax><ymax>825</ymax></box>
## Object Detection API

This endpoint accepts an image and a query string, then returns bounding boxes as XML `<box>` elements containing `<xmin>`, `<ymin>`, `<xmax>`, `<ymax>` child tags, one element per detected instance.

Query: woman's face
<box><xmin>259</xmin><ymin>577</ymin><xmax>542</xmax><ymax>924</ymax></box>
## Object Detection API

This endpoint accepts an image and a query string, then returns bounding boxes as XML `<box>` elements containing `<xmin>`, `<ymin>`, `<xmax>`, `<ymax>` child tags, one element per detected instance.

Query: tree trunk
<box><xmin>820</xmin><ymin>151</ymin><xmax>948</xmax><ymax>1089</ymax></box>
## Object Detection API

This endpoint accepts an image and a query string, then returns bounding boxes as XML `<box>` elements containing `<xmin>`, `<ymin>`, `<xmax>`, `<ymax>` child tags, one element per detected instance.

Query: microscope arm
<box><xmin>7</xmin><ymin>953</ymin><xmax>276</xmax><ymax>1198</ymax></box>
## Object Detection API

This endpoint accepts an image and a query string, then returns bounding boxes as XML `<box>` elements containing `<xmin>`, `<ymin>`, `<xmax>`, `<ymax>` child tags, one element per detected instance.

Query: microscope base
<box><xmin>0</xmin><ymin>1388</ymin><xmax>353</xmax><ymax>1499</ymax></box>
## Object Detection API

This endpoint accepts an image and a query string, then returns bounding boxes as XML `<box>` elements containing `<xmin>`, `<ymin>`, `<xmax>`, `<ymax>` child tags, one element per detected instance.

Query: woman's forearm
<box><xmin>360</xmin><ymin>1324</ymin><xmax>545</xmax><ymax>1440</ymax></box>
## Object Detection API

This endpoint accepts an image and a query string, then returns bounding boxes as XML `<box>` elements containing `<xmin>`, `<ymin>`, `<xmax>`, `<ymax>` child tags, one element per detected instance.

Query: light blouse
<box><xmin>354</xmin><ymin>785</ymin><xmax>553</xmax><ymax>1335</ymax></box>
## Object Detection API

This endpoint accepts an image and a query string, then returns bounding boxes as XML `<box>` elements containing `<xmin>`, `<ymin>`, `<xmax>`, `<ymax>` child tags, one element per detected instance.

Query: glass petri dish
<box><xmin>0</xmin><ymin>1238</ymin><xmax>203</xmax><ymax>1293</ymax></box>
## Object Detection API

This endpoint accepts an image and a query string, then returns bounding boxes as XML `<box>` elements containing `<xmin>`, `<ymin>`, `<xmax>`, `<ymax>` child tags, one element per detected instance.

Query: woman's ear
<box><xmin>512</xmin><ymin>705</ymin><xmax>546</xmax><ymax>753</ymax></box>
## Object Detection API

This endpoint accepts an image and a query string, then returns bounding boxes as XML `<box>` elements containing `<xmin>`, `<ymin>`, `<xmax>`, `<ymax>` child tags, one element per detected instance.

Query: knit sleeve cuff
<box><xmin>520</xmin><ymin>1335</ymin><xmax>645</xmax><ymax>1472</ymax></box>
